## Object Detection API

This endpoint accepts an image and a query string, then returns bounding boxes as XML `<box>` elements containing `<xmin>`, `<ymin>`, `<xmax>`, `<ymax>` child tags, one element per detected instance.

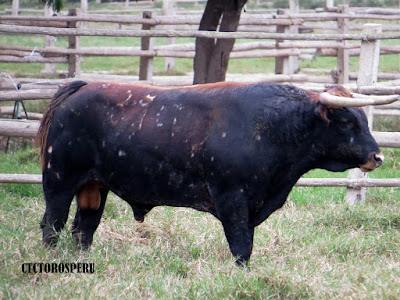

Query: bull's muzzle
<box><xmin>360</xmin><ymin>152</ymin><xmax>385</xmax><ymax>172</ymax></box>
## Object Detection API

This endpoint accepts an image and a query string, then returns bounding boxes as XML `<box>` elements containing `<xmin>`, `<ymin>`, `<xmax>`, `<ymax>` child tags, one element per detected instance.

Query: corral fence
<box><xmin>0</xmin><ymin>4</ymin><xmax>399</xmax><ymax>204</ymax></box>
<box><xmin>1</xmin><ymin>5</ymin><xmax>400</xmax><ymax>84</ymax></box>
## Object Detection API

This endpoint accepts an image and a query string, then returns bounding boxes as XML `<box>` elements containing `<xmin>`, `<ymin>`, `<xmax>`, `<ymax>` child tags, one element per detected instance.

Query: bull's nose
<box><xmin>359</xmin><ymin>152</ymin><xmax>385</xmax><ymax>172</ymax></box>
<box><xmin>373</xmin><ymin>152</ymin><xmax>385</xmax><ymax>167</ymax></box>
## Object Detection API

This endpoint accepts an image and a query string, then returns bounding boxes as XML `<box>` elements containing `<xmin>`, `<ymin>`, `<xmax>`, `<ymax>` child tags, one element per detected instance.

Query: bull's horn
<box><xmin>319</xmin><ymin>92</ymin><xmax>399</xmax><ymax>107</ymax></box>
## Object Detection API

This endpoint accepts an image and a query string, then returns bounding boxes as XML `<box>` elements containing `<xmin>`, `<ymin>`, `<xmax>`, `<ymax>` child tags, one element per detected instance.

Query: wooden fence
<box><xmin>1</xmin><ymin>5</ymin><xmax>400</xmax><ymax>83</ymax></box>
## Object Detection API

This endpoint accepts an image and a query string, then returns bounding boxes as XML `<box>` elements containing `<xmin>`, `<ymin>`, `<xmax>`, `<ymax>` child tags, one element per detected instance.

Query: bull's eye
<box><xmin>339</xmin><ymin>118</ymin><xmax>354</xmax><ymax>129</ymax></box>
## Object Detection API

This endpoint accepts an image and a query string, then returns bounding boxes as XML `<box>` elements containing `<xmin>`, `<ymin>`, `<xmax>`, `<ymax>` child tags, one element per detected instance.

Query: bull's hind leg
<box><xmin>72</xmin><ymin>185</ymin><xmax>108</xmax><ymax>249</ymax></box>
<box><xmin>41</xmin><ymin>179</ymin><xmax>76</xmax><ymax>247</ymax></box>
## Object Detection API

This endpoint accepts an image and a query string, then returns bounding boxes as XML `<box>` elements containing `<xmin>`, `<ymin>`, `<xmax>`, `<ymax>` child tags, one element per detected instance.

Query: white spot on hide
<box><xmin>222</xmin><ymin>132</ymin><xmax>227</xmax><ymax>138</ymax></box>
<box><xmin>118</xmin><ymin>150</ymin><xmax>126</xmax><ymax>157</ymax></box>
<box><xmin>47</xmin><ymin>146</ymin><xmax>53</xmax><ymax>154</ymax></box>
<box><xmin>145</xmin><ymin>94</ymin><xmax>156</xmax><ymax>101</ymax></box>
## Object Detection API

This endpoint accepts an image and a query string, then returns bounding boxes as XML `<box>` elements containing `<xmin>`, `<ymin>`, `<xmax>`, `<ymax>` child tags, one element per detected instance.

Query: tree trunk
<box><xmin>193</xmin><ymin>0</ymin><xmax>247</xmax><ymax>84</ymax></box>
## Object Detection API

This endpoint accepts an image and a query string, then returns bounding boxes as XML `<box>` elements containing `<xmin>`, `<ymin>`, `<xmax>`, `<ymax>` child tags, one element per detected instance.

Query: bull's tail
<box><xmin>36</xmin><ymin>80</ymin><xmax>88</xmax><ymax>170</ymax></box>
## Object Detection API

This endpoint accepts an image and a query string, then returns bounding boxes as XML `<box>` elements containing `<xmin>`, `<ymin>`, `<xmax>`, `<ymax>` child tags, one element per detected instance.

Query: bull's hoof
<box><xmin>72</xmin><ymin>231</ymin><xmax>93</xmax><ymax>250</ymax></box>
<box><xmin>134</xmin><ymin>215</ymin><xmax>145</xmax><ymax>223</ymax></box>
<box><xmin>42</xmin><ymin>238</ymin><xmax>57</xmax><ymax>248</ymax></box>
<box><xmin>235</xmin><ymin>257</ymin><xmax>251</xmax><ymax>268</ymax></box>
<box><xmin>42</xmin><ymin>229</ymin><xmax>59</xmax><ymax>248</ymax></box>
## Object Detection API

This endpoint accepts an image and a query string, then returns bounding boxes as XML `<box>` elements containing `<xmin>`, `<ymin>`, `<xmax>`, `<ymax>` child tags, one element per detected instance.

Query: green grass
<box><xmin>0</xmin><ymin>148</ymin><xmax>399</xmax><ymax>299</ymax></box>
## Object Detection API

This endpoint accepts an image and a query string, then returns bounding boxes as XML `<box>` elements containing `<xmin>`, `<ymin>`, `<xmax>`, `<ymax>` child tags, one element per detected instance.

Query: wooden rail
<box><xmin>1</xmin><ymin>173</ymin><xmax>399</xmax><ymax>187</ymax></box>
<box><xmin>1</xmin><ymin>118</ymin><xmax>399</xmax><ymax>148</ymax></box>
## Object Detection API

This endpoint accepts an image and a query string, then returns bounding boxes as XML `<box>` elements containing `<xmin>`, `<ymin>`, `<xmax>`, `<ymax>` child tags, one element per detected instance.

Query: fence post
<box><xmin>81</xmin><ymin>0</ymin><xmax>88</xmax><ymax>13</ymax></box>
<box><xmin>345</xmin><ymin>24</ymin><xmax>382</xmax><ymax>205</ymax></box>
<box><xmin>163</xmin><ymin>0</ymin><xmax>176</xmax><ymax>71</ymax></box>
<box><xmin>139</xmin><ymin>11</ymin><xmax>155</xmax><ymax>81</ymax></box>
<box><xmin>275</xmin><ymin>10</ymin><xmax>291</xmax><ymax>75</ymax></box>
<box><xmin>44</xmin><ymin>5</ymin><xmax>56</xmax><ymax>75</ymax></box>
<box><xmin>288</xmin><ymin>0</ymin><xmax>299</xmax><ymax>73</ymax></box>
<box><xmin>68</xmin><ymin>9</ymin><xmax>81</xmax><ymax>78</ymax></box>
<box><xmin>325</xmin><ymin>0</ymin><xmax>334</xmax><ymax>9</ymax></box>
<box><xmin>337</xmin><ymin>4</ymin><xmax>349</xmax><ymax>84</ymax></box>
<box><xmin>12</xmin><ymin>0</ymin><xmax>19</xmax><ymax>16</ymax></box>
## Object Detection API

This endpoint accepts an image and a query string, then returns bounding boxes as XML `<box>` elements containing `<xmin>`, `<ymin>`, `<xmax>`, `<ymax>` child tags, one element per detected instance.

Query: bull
<box><xmin>37</xmin><ymin>81</ymin><xmax>394</xmax><ymax>265</ymax></box>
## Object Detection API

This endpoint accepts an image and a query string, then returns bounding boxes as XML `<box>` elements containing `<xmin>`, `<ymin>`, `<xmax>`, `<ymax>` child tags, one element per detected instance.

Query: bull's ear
<box><xmin>316</xmin><ymin>104</ymin><xmax>331</xmax><ymax>126</ymax></box>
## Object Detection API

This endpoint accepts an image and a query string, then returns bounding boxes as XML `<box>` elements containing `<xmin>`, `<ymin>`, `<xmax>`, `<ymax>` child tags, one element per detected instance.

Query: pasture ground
<box><xmin>0</xmin><ymin>148</ymin><xmax>399</xmax><ymax>299</ymax></box>
<box><xmin>1</xmin><ymin>5</ymin><xmax>400</xmax><ymax>298</ymax></box>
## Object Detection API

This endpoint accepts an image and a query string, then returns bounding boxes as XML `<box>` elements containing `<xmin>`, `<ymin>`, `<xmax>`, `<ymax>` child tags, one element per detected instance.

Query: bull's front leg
<box><xmin>214</xmin><ymin>188</ymin><xmax>255</xmax><ymax>266</ymax></box>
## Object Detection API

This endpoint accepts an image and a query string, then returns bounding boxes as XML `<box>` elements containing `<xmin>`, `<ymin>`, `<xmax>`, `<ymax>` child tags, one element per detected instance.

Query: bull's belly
<box><xmin>97</xmin><ymin>165</ymin><xmax>216</xmax><ymax>214</ymax></box>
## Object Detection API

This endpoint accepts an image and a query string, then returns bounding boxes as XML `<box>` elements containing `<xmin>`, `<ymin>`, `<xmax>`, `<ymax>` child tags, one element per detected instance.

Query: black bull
<box><xmin>37</xmin><ymin>81</ymin><xmax>384</xmax><ymax>264</ymax></box>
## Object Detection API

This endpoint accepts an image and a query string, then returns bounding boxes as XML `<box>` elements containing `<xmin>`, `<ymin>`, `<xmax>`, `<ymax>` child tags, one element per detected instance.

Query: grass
<box><xmin>0</xmin><ymin>147</ymin><xmax>399</xmax><ymax>299</ymax></box>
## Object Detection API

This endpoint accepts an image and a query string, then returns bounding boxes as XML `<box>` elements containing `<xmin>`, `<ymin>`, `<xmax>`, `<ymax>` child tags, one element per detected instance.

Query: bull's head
<box><xmin>314</xmin><ymin>86</ymin><xmax>398</xmax><ymax>173</ymax></box>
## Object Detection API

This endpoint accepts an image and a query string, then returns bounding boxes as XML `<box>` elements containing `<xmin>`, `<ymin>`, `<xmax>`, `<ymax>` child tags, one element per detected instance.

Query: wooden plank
<box><xmin>372</xmin><ymin>131</ymin><xmax>400</xmax><ymax>148</ymax></box>
<box><xmin>1</xmin><ymin>173</ymin><xmax>399</xmax><ymax>187</ymax></box>
<box><xmin>0</xmin><ymin>55</ymin><xmax>67</xmax><ymax>63</ymax></box>
<box><xmin>0</xmin><ymin>174</ymin><xmax>42</xmax><ymax>184</ymax></box>
<box><xmin>0</xmin><ymin>119</ymin><xmax>40</xmax><ymax>138</ymax></box>
<box><xmin>0</xmin><ymin>89</ymin><xmax>56</xmax><ymax>101</ymax></box>
<box><xmin>0</xmin><ymin>106</ymin><xmax>43</xmax><ymax>120</ymax></box>
<box><xmin>374</xmin><ymin>109</ymin><xmax>400</xmax><ymax>116</ymax></box>
<box><xmin>0</xmin><ymin>15</ymin><xmax>303</xmax><ymax>26</ymax></box>
<box><xmin>1</xmin><ymin>24</ymin><xmax>399</xmax><ymax>41</ymax></box>
<box><xmin>296</xmin><ymin>178</ymin><xmax>400</xmax><ymax>187</ymax></box>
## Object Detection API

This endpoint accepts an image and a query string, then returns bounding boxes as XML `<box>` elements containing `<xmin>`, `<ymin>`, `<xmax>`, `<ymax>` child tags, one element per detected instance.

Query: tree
<box><xmin>193</xmin><ymin>0</ymin><xmax>247</xmax><ymax>84</ymax></box>
<box><xmin>39</xmin><ymin>0</ymin><xmax>64</xmax><ymax>12</ymax></box>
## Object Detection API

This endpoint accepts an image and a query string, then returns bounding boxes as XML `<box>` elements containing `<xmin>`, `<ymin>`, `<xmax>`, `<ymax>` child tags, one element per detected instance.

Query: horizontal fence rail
<box><xmin>1</xmin><ymin>119</ymin><xmax>399</xmax><ymax>148</ymax></box>
<box><xmin>1</xmin><ymin>173</ymin><xmax>399</xmax><ymax>187</ymax></box>
<box><xmin>1</xmin><ymin>24</ymin><xmax>400</xmax><ymax>41</ymax></box>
